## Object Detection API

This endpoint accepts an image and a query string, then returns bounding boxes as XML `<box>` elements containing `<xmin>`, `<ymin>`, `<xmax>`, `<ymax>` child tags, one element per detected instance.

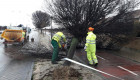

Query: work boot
<box><xmin>94</xmin><ymin>63</ymin><xmax>98</xmax><ymax>67</ymax></box>
<box><xmin>51</xmin><ymin>61</ymin><xmax>58</xmax><ymax>64</ymax></box>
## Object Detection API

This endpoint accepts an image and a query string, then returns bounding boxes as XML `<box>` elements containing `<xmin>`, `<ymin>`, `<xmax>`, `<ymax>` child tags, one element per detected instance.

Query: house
<box><xmin>132</xmin><ymin>10</ymin><xmax>140</xmax><ymax>22</ymax></box>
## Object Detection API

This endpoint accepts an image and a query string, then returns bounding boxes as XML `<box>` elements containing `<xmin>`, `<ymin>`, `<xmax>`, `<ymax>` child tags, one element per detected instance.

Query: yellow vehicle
<box><xmin>1</xmin><ymin>29</ymin><xmax>26</xmax><ymax>46</ymax></box>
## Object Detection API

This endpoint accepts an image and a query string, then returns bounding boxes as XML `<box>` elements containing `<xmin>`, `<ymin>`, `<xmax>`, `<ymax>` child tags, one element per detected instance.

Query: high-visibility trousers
<box><xmin>51</xmin><ymin>39</ymin><xmax>59</xmax><ymax>62</ymax></box>
<box><xmin>86</xmin><ymin>45</ymin><xmax>98</xmax><ymax>64</ymax></box>
<box><xmin>87</xmin><ymin>51</ymin><xmax>98</xmax><ymax>64</ymax></box>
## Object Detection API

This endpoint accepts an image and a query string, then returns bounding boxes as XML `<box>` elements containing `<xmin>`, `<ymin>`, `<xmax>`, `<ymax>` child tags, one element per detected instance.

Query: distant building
<box><xmin>131</xmin><ymin>10</ymin><xmax>140</xmax><ymax>37</ymax></box>
<box><xmin>115</xmin><ymin>10</ymin><xmax>140</xmax><ymax>23</ymax></box>
<box><xmin>132</xmin><ymin>10</ymin><xmax>140</xmax><ymax>21</ymax></box>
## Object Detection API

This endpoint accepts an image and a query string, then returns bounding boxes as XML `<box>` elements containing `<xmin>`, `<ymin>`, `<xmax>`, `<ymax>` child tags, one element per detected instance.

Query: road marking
<box><xmin>63</xmin><ymin>58</ymin><xmax>124</xmax><ymax>80</ymax></box>
<box><xmin>118</xmin><ymin>66</ymin><xmax>138</xmax><ymax>76</ymax></box>
<box><xmin>97</xmin><ymin>55</ymin><xmax>106</xmax><ymax>60</ymax></box>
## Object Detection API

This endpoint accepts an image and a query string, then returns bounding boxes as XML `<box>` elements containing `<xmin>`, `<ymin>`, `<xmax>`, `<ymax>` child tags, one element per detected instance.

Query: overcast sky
<box><xmin>0</xmin><ymin>0</ymin><xmax>140</xmax><ymax>28</ymax></box>
<box><xmin>0</xmin><ymin>0</ymin><xmax>44</xmax><ymax>28</ymax></box>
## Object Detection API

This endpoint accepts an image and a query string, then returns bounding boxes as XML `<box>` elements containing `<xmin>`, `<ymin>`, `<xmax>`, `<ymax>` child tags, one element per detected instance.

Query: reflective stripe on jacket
<box><xmin>85</xmin><ymin>31</ymin><xmax>96</xmax><ymax>51</ymax></box>
<box><xmin>52</xmin><ymin>32</ymin><xmax>66</xmax><ymax>48</ymax></box>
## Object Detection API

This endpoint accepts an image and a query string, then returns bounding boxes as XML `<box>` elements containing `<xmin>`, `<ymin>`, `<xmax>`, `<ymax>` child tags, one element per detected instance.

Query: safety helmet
<box><xmin>88</xmin><ymin>27</ymin><xmax>94</xmax><ymax>31</ymax></box>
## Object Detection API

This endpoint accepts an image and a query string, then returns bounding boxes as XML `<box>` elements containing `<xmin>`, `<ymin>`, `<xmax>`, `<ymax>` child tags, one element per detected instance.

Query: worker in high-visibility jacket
<box><xmin>51</xmin><ymin>32</ymin><xmax>66</xmax><ymax>64</ymax></box>
<box><xmin>84</xmin><ymin>27</ymin><xmax>98</xmax><ymax>66</ymax></box>
<box><xmin>22</xmin><ymin>31</ymin><xmax>25</xmax><ymax>40</ymax></box>
<box><xmin>22</xmin><ymin>30</ymin><xmax>26</xmax><ymax>38</ymax></box>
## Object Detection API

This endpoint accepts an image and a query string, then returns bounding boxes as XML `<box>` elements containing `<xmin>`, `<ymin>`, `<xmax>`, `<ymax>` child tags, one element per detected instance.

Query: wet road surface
<box><xmin>75</xmin><ymin>49</ymin><xmax>140</xmax><ymax>80</ymax></box>
<box><xmin>0</xmin><ymin>30</ymin><xmax>39</xmax><ymax>80</ymax></box>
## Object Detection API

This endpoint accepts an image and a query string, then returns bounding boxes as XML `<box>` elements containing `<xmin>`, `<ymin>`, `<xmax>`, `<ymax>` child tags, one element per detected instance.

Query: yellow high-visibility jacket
<box><xmin>85</xmin><ymin>31</ymin><xmax>96</xmax><ymax>52</ymax></box>
<box><xmin>22</xmin><ymin>31</ymin><xmax>25</xmax><ymax>38</ymax></box>
<box><xmin>52</xmin><ymin>32</ymin><xmax>66</xmax><ymax>48</ymax></box>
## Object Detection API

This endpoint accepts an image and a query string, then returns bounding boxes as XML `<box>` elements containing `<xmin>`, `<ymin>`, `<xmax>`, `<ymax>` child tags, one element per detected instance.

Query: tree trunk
<box><xmin>64</xmin><ymin>37</ymin><xmax>79</xmax><ymax>66</ymax></box>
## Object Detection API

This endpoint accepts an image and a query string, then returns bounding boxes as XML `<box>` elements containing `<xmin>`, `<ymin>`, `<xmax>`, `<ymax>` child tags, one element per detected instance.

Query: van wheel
<box><xmin>27</xmin><ymin>36</ymin><xmax>29</xmax><ymax>40</ymax></box>
<box><xmin>31</xmin><ymin>38</ymin><xmax>34</xmax><ymax>42</ymax></box>
<box><xmin>20</xmin><ymin>39</ymin><xmax>24</xmax><ymax>46</ymax></box>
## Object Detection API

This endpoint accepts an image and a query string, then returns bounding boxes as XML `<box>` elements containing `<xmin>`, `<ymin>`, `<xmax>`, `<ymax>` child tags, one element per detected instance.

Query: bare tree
<box><xmin>32</xmin><ymin>11</ymin><xmax>50</xmax><ymax>33</ymax></box>
<box><xmin>45</xmin><ymin>0</ymin><xmax>140</xmax><ymax>65</ymax></box>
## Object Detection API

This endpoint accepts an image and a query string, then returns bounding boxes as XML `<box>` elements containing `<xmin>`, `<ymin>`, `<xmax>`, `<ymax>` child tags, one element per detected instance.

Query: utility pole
<box><xmin>50</xmin><ymin>16</ymin><xmax>53</xmax><ymax>39</ymax></box>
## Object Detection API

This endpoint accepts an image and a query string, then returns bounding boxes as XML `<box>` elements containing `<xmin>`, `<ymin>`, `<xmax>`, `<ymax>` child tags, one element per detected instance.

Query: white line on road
<box><xmin>63</xmin><ymin>58</ymin><xmax>124</xmax><ymax>80</ymax></box>
<box><xmin>97</xmin><ymin>55</ymin><xmax>106</xmax><ymax>60</ymax></box>
<box><xmin>118</xmin><ymin>66</ymin><xmax>138</xmax><ymax>76</ymax></box>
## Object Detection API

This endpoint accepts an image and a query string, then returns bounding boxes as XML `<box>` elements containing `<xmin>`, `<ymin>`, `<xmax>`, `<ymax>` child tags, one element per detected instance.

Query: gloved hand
<box><xmin>61</xmin><ymin>44</ymin><xmax>66</xmax><ymax>51</ymax></box>
<box><xmin>62</xmin><ymin>44</ymin><xmax>65</xmax><ymax>48</ymax></box>
<box><xmin>84</xmin><ymin>46</ymin><xmax>87</xmax><ymax>50</ymax></box>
